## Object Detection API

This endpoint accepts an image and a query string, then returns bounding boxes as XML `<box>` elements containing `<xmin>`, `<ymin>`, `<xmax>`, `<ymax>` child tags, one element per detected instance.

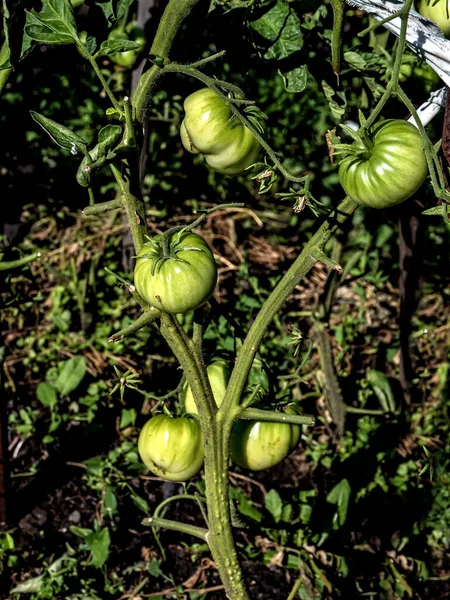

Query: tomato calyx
<box><xmin>331</xmin><ymin>123</ymin><xmax>375</xmax><ymax>162</ymax></box>
<box><xmin>140</xmin><ymin>229</ymin><xmax>207</xmax><ymax>276</ymax></box>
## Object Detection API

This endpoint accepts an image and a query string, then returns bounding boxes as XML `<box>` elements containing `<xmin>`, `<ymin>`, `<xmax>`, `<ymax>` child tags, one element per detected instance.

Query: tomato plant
<box><xmin>338</xmin><ymin>120</ymin><xmax>428</xmax><ymax>209</ymax></box>
<box><xmin>138</xmin><ymin>414</ymin><xmax>204</xmax><ymax>481</ymax></box>
<box><xmin>183</xmin><ymin>360</ymin><xmax>230</xmax><ymax>415</ymax></box>
<box><xmin>230</xmin><ymin>408</ymin><xmax>301</xmax><ymax>471</ymax></box>
<box><xmin>180</xmin><ymin>88</ymin><xmax>260</xmax><ymax>175</ymax></box>
<box><xmin>134</xmin><ymin>231</ymin><xmax>217</xmax><ymax>313</ymax></box>
<box><xmin>417</xmin><ymin>0</ymin><xmax>450</xmax><ymax>37</ymax></box>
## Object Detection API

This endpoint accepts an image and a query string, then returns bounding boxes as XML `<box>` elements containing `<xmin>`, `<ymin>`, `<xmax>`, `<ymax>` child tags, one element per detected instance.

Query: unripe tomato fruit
<box><xmin>138</xmin><ymin>414</ymin><xmax>204</xmax><ymax>481</ymax></box>
<box><xmin>108</xmin><ymin>26</ymin><xmax>145</xmax><ymax>68</ymax></box>
<box><xmin>338</xmin><ymin>120</ymin><xmax>428</xmax><ymax>209</ymax></box>
<box><xmin>180</xmin><ymin>88</ymin><xmax>260</xmax><ymax>175</ymax></box>
<box><xmin>230</xmin><ymin>408</ymin><xmax>301</xmax><ymax>471</ymax></box>
<box><xmin>183</xmin><ymin>360</ymin><xmax>230</xmax><ymax>415</ymax></box>
<box><xmin>417</xmin><ymin>0</ymin><xmax>450</xmax><ymax>37</ymax></box>
<box><xmin>134</xmin><ymin>231</ymin><xmax>217</xmax><ymax>314</ymax></box>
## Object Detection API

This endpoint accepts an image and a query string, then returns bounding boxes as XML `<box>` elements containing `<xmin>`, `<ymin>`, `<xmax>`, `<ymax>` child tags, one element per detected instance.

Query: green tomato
<box><xmin>134</xmin><ymin>231</ymin><xmax>217</xmax><ymax>314</ymax></box>
<box><xmin>230</xmin><ymin>408</ymin><xmax>301</xmax><ymax>471</ymax></box>
<box><xmin>180</xmin><ymin>88</ymin><xmax>260</xmax><ymax>176</ymax></box>
<box><xmin>338</xmin><ymin>120</ymin><xmax>428</xmax><ymax>209</ymax></box>
<box><xmin>398</xmin><ymin>60</ymin><xmax>440</xmax><ymax>93</ymax></box>
<box><xmin>108</xmin><ymin>26</ymin><xmax>145</xmax><ymax>68</ymax></box>
<box><xmin>138</xmin><ymin>414</ymin><xmax>204</xmax><ymax>481</ymax></box>
<box><xmin>184</xmin><ymin>360</ymin><xmax>231</xmax><ymax>415</ymax></box>
<box><xmin>417</xmin><ymin>0</ymin><xmax>450</xmax><ymax>37</ymax></box>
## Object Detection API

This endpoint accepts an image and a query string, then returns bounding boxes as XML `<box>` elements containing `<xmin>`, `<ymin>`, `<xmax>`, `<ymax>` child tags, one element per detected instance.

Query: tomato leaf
<box><xmin>25</xmin><ymin>0</ymin><xmax>78</xmax><ymax>45</ymax></box>
<box><xmin>264</xmin><ymin>11</ymin><xmax>303</xmax><ymax>60</ymax></box>
<box><xmin>281</xmin><ymin>65</ymin><xmax>308</xmax><ymax>93</ymax></box>
<box><xmin>30</xmin><ymin>111</ymin><xmax>89</xmax><ymax>156</ymax></box>
<box><xmin>98</xmin><ymin>38</ymin><xmax>141</xmax><ymax>56</ymax></box>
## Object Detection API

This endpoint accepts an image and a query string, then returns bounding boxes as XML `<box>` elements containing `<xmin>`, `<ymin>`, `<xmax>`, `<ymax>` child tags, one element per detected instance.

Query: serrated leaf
<box><xmin>265</xmin><ymin>489</ymin><xmax>283</xmax><ymax>523</ymax></box>
<box><xmin>54</xmin><ymin>356</ymin><xmax>86</xmax><ymax>396</ymax></box>
<box><xmin>326</xmin><ymin>479</ymin><xmax>351</xmax><ymax>529</ymax></box>
<box><xmin>98</xmin><ymin>38</ymin><xmax>141</xmax><ymax>56</ymax></box>
<box><xmin>250</xmin><ymin>0</ymin><xmax>289</xmax><ymax>42</ymax></box>
<box><xmin>281</xmin><ymin>64</ymin><xmax>308</xmax><ymax>93</ymax></box>
<box><xmin>30</xmin><ymin>111</ymin><xmax>88</xmax><ymax>155</ymax></box>
<box><xmin>322</xmin><ymin>80</ymin><xmax>347</xmax><ymax>120</ymax></box>
<box><xmin>264</xmin><ymin>11</ymin><xmax>303</xmax><ymax>60</ymax></box>
<box><xmin>116</xmin><ymin>0</ymin><xmax>134</xmax><ymax>21</ymax></box>
<box><xmin>25</xmin><ymin>0</ymin><xmax>78</xmax><ymax>45</ymax></box>
<box><xmin>86</xmin><ymin>527</ymin><xmax>110</xmax><ymax>568</ymax></box>
<box><xmin>36</xmin><ymin>382</ymin><xmax>58</xmax><ymax>408</ymax></box>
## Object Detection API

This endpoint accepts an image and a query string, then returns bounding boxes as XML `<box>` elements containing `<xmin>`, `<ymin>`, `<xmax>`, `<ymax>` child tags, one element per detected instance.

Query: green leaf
<box><xmin>119</xmin><ymin>408</ymin><xmax>136</xmax><ymax>429</ymax></box>
<box><xmin>321</xmin><ymin>80</ymin><xmax>347</xmax><ymax>120</ymax></box>
<box><xmin>36</xmin><ymin>382</ymin><xmax>58</xmax><ymax>408</ymax></box>
<box><xmin>326</xmin><ymin>479</ymin><xmax>351</xmax><ymax>529</ymax></box>
<box><xmin>116</xmin><ymin>0</ymin><xmax>134</xmax><ymax>22</ymax></box>
<box><xmin>264</xmin><ymin>11</ymin><xmax>303</xmax><ymax>60</ymax></box>
<box><xmin>422</xmin><ymin>205</ymin><xmax>447</xmax><ymax>216</ymax></box>
<box><xmin>54</xmin><ymin>356</ymin><xmax>86</xmax><ymax>396</ymax></box>
<box><xmin>265</xmin><ymin>489</ymin><xmax>283</xmax><ymax>523</ymax></box>
<box><xmin>86</xmin><ymin>527</ymin><xmax>110</xmax><ymax>568</ymax></box>
<box><xmin>130</xmin><ymin>492</ymin><xmax>150</xmax><ymax>515</ymax></box>
<box><xmin>104</xmin><ymin>486</ymin><xmax>118</xmax><ymax>516</ymax></box>
<box><xmin>230</xmin><ymin>487</ymin><xmax>262</xmax><ymax>522</ymax></box>
<box><xmin>250</xmin><ymin>1</ymin><xmax>289</xmax><ymax>42</ymax></box>
<box><xmin>76</xmin><ymin>125</ymin><xmax>122</xmax><ymax>187</ymax></box>
<box><xmin>25</xmin><ymin>0</ymin><xmax>78</xmax><ymax>45</ymax></box>
<box><xmin>367</xmin><ymin>369</ymin><xmax>396</xmax><ymax>413</ymax></box>
<box><xmin>98</xmin><ymin>38</ymin><xmax>141</xmax><ymax>56</ymax></box>
<box><xmin>281</xmin><ymin>65</ymin><xmax>308</xmax><ymax>93</ymax></box>
<box><xmin>30</xmin><ymin>111</ymin><xmax>88</xmax><ymax>155</ymax></box>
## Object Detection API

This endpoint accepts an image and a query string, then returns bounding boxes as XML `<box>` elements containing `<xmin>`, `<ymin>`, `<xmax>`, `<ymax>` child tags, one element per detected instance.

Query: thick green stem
<box><xmin>364</xmin><ymin>0</ymin><xmax>413</xmax><ymax>130</ymax></box>
<box><xmin>82</xmin><ymin>199</ymin><xmax>123</xmax><ymax>215</ymax></box>
<box><xmin>160</xmin><ymin>313</ymin><xmax>249</xmax><ymax>599</ymax></box>
<box><xmin>133</xmin><ymin>0</ymin><xmax>204</xmax><ymax>123</ymax></box>
<box><xmin>239</xmin><ymin>408</ymin><xmax>314</xmax><ymax>425</ymax></box>
<box><xmin>142</xmin><ymin>516</ymin><xmax>208</xmax><ymax>541</ymax></box>
<box><xmin>219</xmin><ymin>197</ymin><xmax>358</xmax><ymax>418</ymax></box>
<box><xmin>110</xmin><ymin>163</ymin><xmax>147</xmax><ymax>253</ymax></box>
<box><xmin>330</xmin><ymin>0</ymin><xmax>344</xmax><ymax>75</ymax></box>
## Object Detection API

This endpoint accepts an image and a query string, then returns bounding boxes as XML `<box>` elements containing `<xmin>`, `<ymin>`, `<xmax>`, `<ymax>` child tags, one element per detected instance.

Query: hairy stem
<box><xmin>133</xmin><ymin>0</ymin><xmax>204</xmax><ymax>123</ymax></box>
<box><xmin>220</xmin><ymin>197</ymin><xmax>358</xmax><ymax>418</ymax></box>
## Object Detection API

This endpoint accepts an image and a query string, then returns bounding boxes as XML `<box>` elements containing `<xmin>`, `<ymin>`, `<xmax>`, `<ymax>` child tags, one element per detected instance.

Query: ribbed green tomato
<box><xmin>134</xmin><ymin>231</ymin><xmax>217</xmax><ymax>314</ymax></box>
<box><xmin>183</xmin><ymin>360</ymin><xmax>230</xmax><ymax>415</ymax></box>
<box><xmin>338</xmin><ymin>120</ymin><xmax>428</xmax><ymax>209</ymax></box>
<box><xmin>180</xmin><ymin>88</ymin><xmax>260</xmax><ymax>175</ymax></box>
<box><xmin>230</xmin><ymin>408</ymin><xmax>301</xmax><ymax>471</ymax></box>
<box><xmin>417</xmin><ymin>0</ymin><xmax>450</xmax><ymax>37</ymax></box>
<box><xmin>138</xmin><ymin>415</ymin><xmax>204</xmax><ymax>481</ymax></box>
